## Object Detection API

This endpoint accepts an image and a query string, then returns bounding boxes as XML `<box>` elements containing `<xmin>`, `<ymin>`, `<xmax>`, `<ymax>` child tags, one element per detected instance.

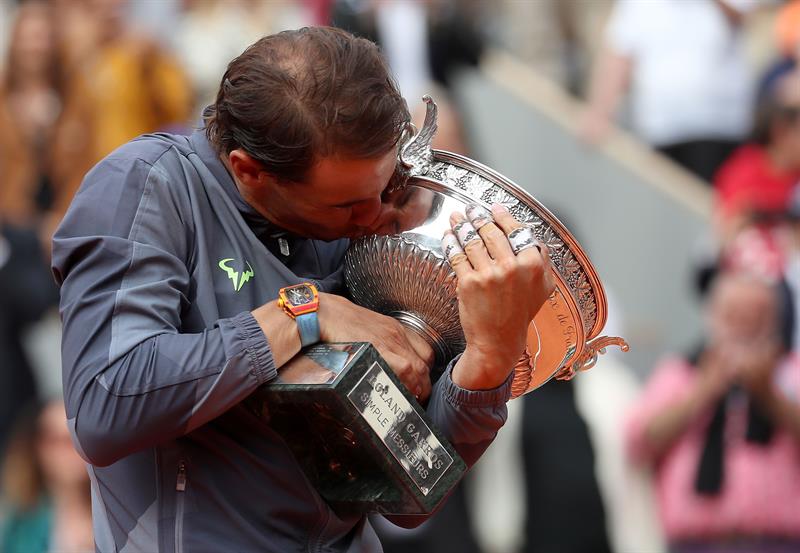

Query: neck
<box><xmin>219</xmin><ymin>153</ymin><xmax>254</xmax><ymax>204</ymax></box>
<box><xmin>218</xmin><ymin>154</ymin><xmax>278</xmax><ymax>226</ymax></box>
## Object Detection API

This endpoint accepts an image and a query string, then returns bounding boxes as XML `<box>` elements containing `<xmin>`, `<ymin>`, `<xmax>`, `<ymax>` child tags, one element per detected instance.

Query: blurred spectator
<box><xmin>786</xmin><ymin>196</ymin><xmax>800</xmax><ymax>352</ymax></box>
<box><xmin>714</xmin><ymin>68</ymin><xmax>800</xmax><ymax>242</ymax></box>
<box><xmin>497</xmin><ymin>0</ymin><xmax>590</xmax><ymax>95</ymax></box>
<box><xmin>0</xmin><ymin>1</ymin><xmax>10</xmax><ymax>62</ymax></box>
<box><xmin>0</xmin><ymin>0</ymin><xmax>64</xmax><ymax>230</ymax></box>
<box><xmin>626</xmin><ymin>267</ymin><xmax>800</xmax><ymax>553</ymax></box>
<box><xmin>332</xmin><ymin>0</ymin><xmax>485</xmax><ymax>103</ymax></box>
<box><xmin>1</xmin><ymin>401</ymin><xmax>92</xmax><ymax>553</ymax></box>
<box><xmin>174</xmin><ymin>0</ymin><xmax>312</xmax><ymax>110</ymax></box>
<box><xmin>776</xmin><ymin>0</ymin><xmax>800</xmax><ymax>62</ymax></box>
<box><xmin>0</xmin><ymin>220</ymin><xmax>58</xmax><ymax>455</ymax></box>
<box><xmin>50</xmin><ymin>0</ymin><xmax>193</xmax><ymax>229</ymax></box>
<box><xmin>583</xmin><ymin>0</ymin><xmax>758</xmax><ymax>183</ymax></box>
<box><xmin>511</xmin><ymin>378</ymin><xmax>613</xmax><ymax>553</ymax></box>
<box><xmin>758</xmin><ymin>0</ymin><xmax>800</xmax><ymax>114</ymax></box>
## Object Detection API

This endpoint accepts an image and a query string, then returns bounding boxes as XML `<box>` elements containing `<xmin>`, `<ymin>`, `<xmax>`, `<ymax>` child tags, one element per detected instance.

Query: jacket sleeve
<box><xmin>52</xmin><ymin>151</ymin><xmax>276</xmax><ymax>467</ymax></box>
<box><xmin>386</xmin><ymin>356</ymin><xmax>513</xmax><ymax>528</ymax></box>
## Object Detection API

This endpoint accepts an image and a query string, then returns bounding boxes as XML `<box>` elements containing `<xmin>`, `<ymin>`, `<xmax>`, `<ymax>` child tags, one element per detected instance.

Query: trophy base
<box><xmin>254</xmin><ymin>343</ymin><xmax>466</xmax><ymax>515</ymax></box>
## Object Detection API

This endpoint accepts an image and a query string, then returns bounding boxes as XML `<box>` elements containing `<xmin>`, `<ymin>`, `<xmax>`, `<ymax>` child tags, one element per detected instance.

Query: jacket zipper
<box><xmin>175</xmin><ymin>460</ymin><xmax>187</xmax><ymax>553</ymax></box>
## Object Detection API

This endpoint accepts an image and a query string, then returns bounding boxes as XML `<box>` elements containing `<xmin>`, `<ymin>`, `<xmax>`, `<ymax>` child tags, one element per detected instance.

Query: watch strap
<box><xmin>296</xmin><ymin>312</ymin><xmax>321</xmax><ymax>348</ymax></box>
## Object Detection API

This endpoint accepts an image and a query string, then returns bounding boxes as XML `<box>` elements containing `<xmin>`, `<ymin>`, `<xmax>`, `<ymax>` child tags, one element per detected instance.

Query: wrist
<box><xmin>689</xmin><ymin>375</ymin><xmax>726</xmax><ymax>413</ymax></box>
<box><xmin>316</xmin><ymin>292</ymin><xmax>340</xmax><ymax>343</ymax></box>
<box><xmin>452</xmin><ymin>346</ymin><xmax>514</xmax><ymax>391</ymax></box>
<box><xmin>251</xmin><ymin>300</ymin><xmax>302</xmax><ymax>368</ymax></box>
<box><xmin>277</xmin><ymin>283</ymin><xmax>321</xmax><ymax>347</ymax></box>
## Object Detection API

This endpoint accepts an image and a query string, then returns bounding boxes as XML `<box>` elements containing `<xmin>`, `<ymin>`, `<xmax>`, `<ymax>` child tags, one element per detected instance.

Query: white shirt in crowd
<box><xmin>607</xmin><ymin>0</ymin><xmax>758</xmax><ymax>147</ymax></box>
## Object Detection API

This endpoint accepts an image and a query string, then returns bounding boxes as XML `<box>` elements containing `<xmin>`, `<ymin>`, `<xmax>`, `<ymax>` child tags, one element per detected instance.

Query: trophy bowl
<box><xmin>344</xmin><ymin>96</ymin><xmax>627</xmax><ymax>398</ymax></box>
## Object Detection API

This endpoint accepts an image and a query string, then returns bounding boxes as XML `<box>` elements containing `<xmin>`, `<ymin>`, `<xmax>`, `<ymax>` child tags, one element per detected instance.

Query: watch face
<box><xmin>287</xmin><ymin>285</ymin><xmax>314</xmax><ymax>306</ymax></box>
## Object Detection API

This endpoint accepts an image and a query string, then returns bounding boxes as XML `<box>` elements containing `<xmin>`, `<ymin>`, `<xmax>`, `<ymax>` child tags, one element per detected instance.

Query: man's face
<box><xmin>707</xmin><ymin>275</ymin><xmax>778</xmax><ymax>347</ymax></box>
<box><xmin>251</xmin><ymin>149</ymin><xmax>400</xmax><ymax>241</ymax></box>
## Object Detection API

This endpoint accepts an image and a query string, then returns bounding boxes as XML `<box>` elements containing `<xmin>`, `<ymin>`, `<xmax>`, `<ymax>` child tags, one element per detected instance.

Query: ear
<box><xmin>228</xmin><ymin>149</ymin><xmax>277</xmax><ymax>190</ymax></box>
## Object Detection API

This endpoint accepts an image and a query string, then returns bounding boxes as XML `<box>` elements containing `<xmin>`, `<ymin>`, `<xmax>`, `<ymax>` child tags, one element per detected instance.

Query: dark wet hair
<box><xmin>205</xmin><ymin>26</ymin><xmax>410</xmax><ymax>183</ymax></box>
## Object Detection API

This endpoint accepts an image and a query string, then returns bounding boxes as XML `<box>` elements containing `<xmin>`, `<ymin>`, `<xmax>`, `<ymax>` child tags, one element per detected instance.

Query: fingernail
<box><xmin>491</xmin><ymin>203</ymin><xmax>508</xmax><ymax>214</ymax></box>
<box><xmin>466</xmin><ymin>203</ymin><xmax>493</xmax><ymax>229</ymax></box>
<box><xmin>449</xmin><ymin>211</ymin><xmax>465</xmax><ymax>226</ymax></box>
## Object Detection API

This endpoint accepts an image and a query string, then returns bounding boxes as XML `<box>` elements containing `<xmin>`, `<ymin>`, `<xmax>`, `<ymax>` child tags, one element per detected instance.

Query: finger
<box><xmin>381</xmin><ymin>350</ymin><xmax>429</xmax><ymax>401</ymax></box>
<box><xmin>465</xmin><ymin>203</ymin><xmax>494</xmax><ymax>231</ymax></box>
<box><xmin>381</xmin><ymin>350</ymin><xmax>413</xmax><ymax>382</ymax></box>
<box><xmin>471</xmin><ymin>205</ymin><xmax>515</xmax><ymax>261</ymax></box>
<box><xmin>490</xmin><ymin>203</ymin><xmax>523</xmax><ymax>234</ymax></box>
<box><xmin>418</xmin><ymin>375</ymin><xmax>431</xmax><ymax>403</ymax></box>
<box><xmin>404</xmin><ymin>328</ymin><xmax>436</xmax><ymax>369</ymax></box>
<box><xmin>451</xmin><ymin>212</ymin><xmax>492</xmax><ymax>270</ymax></box>
<box><xmin>492</xmin><ymin>204</ymin><xmax>541</xmax><ymax>259</ymax></box>
<box><xmin>538</xmin><ymin>240</ymin><xmax>551</xmax><ymax>265</ymax></box>
<box><xmin>411</xmin><ymin>363</ymin><xmax>431</xmax><ymax>402</ymax></box>
<box><xmin>442</xmin><ymin>230</ymin><xmax>472</xmax><ymax>277</ymax></box>
<box><xmin>400</xmin><ymin>335</ymin><xmax>433</xmax><ymax>401</ymax></box>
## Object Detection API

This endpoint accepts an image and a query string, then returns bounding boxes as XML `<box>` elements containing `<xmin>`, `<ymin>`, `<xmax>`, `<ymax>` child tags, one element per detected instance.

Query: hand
<box><xmin>443</xmin><ymin>204</ymin><xmax>555</xmax><ymax>390</ymax></box>
<box><xmin>317</xmin><ymin>293</ymin><xmax>434</xmax><ymax>401</ymax></box>
<box><xmin>693</xmin><ymin>345</ymin><xmax>737</xmax><ymax>405</ymax></box>
<box><xmin>730</xmin><ymin>340</ymin><xmax>782</xmax><ymax>399</ymax></box>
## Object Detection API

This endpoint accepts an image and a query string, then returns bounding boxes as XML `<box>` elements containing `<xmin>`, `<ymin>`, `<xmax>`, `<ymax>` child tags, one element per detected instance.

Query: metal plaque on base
<box><xmin>256</xmin><ymin>342</ymin><xmax>465</xmax><ymax>515</ymax></box>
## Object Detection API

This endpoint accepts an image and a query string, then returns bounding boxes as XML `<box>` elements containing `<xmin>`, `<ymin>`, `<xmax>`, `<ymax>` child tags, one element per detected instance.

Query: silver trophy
<box><xmin>345</xmin><ymin>96</ymin><xmax>628</xmax><ymax>398</ymax></box>
<box><xmin>260</xmin><ymin>96</ymin><xmax>628</xmax><ymax>516</ymax></box>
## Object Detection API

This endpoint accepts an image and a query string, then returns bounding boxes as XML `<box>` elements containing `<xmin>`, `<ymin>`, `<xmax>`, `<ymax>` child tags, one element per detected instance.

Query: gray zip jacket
<box><xmin>52</xmin><ymin>130</ymin><xmax>512</xmax><ymax>553</ymax></box>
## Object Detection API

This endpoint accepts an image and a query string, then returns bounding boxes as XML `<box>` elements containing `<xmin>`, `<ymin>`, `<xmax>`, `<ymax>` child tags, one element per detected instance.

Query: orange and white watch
<box><xmin>277</xmin><ymin>282</ymin><xmax>320</xmax><ymax>347</ymax></box>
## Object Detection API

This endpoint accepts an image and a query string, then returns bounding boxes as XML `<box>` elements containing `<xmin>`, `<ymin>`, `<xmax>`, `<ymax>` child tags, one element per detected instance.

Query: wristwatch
<box><xmin>277</xmin><ymin>282</ymin><xmax>321</xmax><ymax>347</ymax></box>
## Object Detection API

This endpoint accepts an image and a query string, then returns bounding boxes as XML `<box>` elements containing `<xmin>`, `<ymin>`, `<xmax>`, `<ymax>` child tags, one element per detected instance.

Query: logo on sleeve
<box><xmin>218</xmin><ymin>258</ymin><xmax>254</xmax><ymax>292</ymax></box>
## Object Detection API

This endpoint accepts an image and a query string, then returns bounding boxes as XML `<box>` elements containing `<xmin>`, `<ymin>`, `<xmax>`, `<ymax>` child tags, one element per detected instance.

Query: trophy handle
<box><xmin>399</xmin><ymin>94</ymin><xmax>438</xmax><ymax>178</ymax></box>
<box><xmin>555</xmin><ymin>336</ymin><xmax>630</xmax><ymax>381</ymax></box>
<box><xmin>387</xmin><ymin>95</ymin><xmax>439</xmax><ymax>195</ymax></box>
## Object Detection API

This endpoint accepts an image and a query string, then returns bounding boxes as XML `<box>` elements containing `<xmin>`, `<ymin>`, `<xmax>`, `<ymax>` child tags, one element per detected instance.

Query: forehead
<box><xmin>302</xmin><ymin>149</ymin><xmax>398</xmax><ymax>202</ymax></box>
<box><xmin>713</xmin><ymin>275</ymin><xmax>776</xmax><ymax>310</ymax></box>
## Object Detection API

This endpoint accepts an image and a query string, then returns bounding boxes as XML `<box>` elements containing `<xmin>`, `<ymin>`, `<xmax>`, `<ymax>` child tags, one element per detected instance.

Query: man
<box><xmin>53</xmin><ymin>27</ymin><xmax>553</xmax><ymax>552</ymax></box>
<box><xmin>582</xmin><ymin>0</ymin><xmax>757</xmax><ymax>182</ymax></box>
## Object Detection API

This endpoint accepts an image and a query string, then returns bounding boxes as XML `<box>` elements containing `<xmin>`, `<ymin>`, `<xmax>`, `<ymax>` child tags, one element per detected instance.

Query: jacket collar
<box><xmin>189</xmin><ymin>126</ymin><xmax>287</xmax><ymax>239</ymax></box>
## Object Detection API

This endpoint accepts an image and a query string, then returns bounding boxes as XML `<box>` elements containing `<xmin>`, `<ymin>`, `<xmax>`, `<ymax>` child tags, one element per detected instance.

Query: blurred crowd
<box><xmin>1</xmin><ymin>1</ymin><xmax>799</xmax><ymax>552</ymax></box>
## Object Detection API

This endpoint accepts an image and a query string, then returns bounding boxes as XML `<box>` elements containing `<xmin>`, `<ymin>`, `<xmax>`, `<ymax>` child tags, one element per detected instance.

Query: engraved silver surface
<box><xmin>344</xmin><ymin>96</ymin><xmax>627</xmax><ymax>393</ymax></box>
<box><xmin>348</xmin><ymin>362</ymin><xmax>453</xmax><ymax>495</ymax></box>
<box><xmin>346</xmin><ymin>234</ymin><xmax>463</xmax><ymax>364</ymax></box>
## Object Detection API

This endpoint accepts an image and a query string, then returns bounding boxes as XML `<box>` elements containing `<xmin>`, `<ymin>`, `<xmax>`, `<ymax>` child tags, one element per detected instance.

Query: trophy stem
<box><xmin>389</xmin><ymin>311</ymin><xmax>449</xmax><ymax>367</ymax></box>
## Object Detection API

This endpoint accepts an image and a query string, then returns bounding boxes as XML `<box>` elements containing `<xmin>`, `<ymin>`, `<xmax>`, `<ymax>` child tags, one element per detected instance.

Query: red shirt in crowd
<box><xmin>715</xmin><ymin>144</ymin><xmax>800</xmax><ymax>220</ymax></box>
